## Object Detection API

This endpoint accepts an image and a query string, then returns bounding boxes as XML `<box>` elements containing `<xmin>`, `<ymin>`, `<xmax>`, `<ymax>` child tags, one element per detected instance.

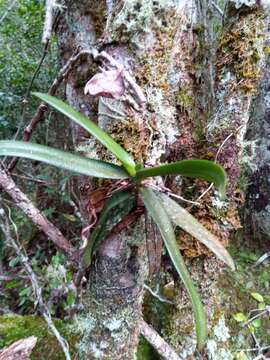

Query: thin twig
<box><xmin>139</xmin><ymin>320</ymin><xmax>183</xmax><ymax>360</ymax></box>
<box><xmin>12</xmin><ymin>172</ymin><xmax>55</xmax><ymax>185</ymax></box>
<box><xmin>143</xmin><ymin>284</ymin><xmax>174</xmax><ymax>305</ymax></box>
<box><xmin>237</xmin><ymin>346</ymin><xmax>270</xmax><ymax>353</ymax></box>
<box><xmin>144</xmin><ymin>182</ymin><xmax>200</xmax><ymax>206</ymax></box>
<box><xmin>245</xmin><ymin>307</ymin><xmax>270</xmax><ymax>326</ymax></box>
<box><xmin>0</xmin><ymin>208</ymin><xmax>71</xmax><ymax>360</ymax></box>
<box><xmin>196</xmin><ymin>125</ymin><xmax>244</xmax><ymax>202</ymax></box>
<box><xmin>211</xmin><ymin>1</ymin><xmax>223</xmax><ymax>17</ymax></box>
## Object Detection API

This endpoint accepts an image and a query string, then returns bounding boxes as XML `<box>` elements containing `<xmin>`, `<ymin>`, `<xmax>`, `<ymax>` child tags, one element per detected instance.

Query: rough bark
<box><xmin>243</xmin><ymin>54</ymin><xmax>270</xmax><ymax>250</ymax></box>
<box><xmin>53</xmin><ymin>0</ymin><xmax>270</xmax><ymax>359</ymax></box>
<box><xmin>56</xmin><ymin>1</ymin><xmax>187</xmax><ymax>358</ymax></box>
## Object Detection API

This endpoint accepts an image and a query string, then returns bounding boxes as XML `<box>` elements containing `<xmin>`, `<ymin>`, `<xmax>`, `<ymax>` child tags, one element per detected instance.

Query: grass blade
<box><xmin>159</xmin><ymin>193</ymin><xmax>235</xmax><ymax>270</ymax></box>
<box><xmin>32</xmin><ymin>92</ymin><xmax>136</xmax><ymax>176</ymax></box>
<box><xmin>0</xmin><ymin>141</ymin><xmax>129</xmax><ymax>179</ymax></box>
<box><xmin>82</xmin><ymin>190</ymin><xmax>135</xmax><ymax>268</ymax></box>
<box><xmin>137</xmin><ymin>160</ymin><xmax>227</xmax><ymax>198</ymax></box>
<box><xmin>140</xmin><ymin>187</ymin><xmax>207</xmax><ymax>350</ymax></box>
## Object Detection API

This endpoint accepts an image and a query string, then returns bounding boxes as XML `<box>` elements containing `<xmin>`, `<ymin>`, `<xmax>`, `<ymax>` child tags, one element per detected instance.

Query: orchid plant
<box><xmin>0</xmin><ymin>93</ymin><xmax>235</xmax><ymax>350</ymax></box>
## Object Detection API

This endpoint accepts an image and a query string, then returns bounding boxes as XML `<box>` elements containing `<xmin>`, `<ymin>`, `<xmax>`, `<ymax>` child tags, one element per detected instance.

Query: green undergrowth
<box><xmin>137</xmin><ymin>337</ymin><xmax>160</xmax><ymax>360</ymax></box>
<box><xmin>0</xmin><ymin>314</ymin><xmax>78</xmax><ymax>359</ymax></box>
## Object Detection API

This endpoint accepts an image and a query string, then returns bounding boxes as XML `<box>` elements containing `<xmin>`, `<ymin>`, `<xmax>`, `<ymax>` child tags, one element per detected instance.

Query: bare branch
<box><xmin>0</xmin><ymin>168</ymin><xmax>75</xmax><ymax>257</ymax></box>
<box><xmin>139</xmin><ymin>320</ymin><xmax>183</xmax><ymax>360</ymax></box>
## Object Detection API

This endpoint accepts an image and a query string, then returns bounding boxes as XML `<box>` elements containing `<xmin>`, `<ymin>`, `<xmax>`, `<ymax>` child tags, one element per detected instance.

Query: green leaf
<box><xmin>233</xmin><ymin>313</ymin><xmax>247</xmax><ymax>322</ymax></box>
<box><xmin>137</xmin><ymin>160</ymin><xmax>227</xmax><ymax>198</ymax></box>
<box><xmin>66</xmin><ymin>291</ymin><xmax>76</xmax><ymax>307</ymax></box>
<box><xmin>251</xmin><ymin>292</ymin><xmax>264</xmax><ymax>303</ymax></box>
<box><xmin>159</xmin><ymin>193</ymin><xmax>235</xmax><ymax>270</ymax></box>
<box><xmin>140</xmin><ymin>187</ymin><xmax>207</xmax><ymax>350</ymax></box>
<box><xmin>82</xmin><ymin>190</ymin><xmax>135</xmax><ymax>268</ymax></box>
<box><xmin>63</xmin><ymin>214</ymin><xmax>77</xmax><ymax>222</ymax></box>
<box><xmin>5</xmin><ymin>279</ymin><xmax>19</xmax><ymax>289</ymax></box>
<box><xmin>251</xmin><ymin>319</ymin><xmax>261</xmax><ymax>328</ymax></box>
<box><xmin>33</xmin><ymin>92</ymin><xmax>136</xmax><ymax>176</ymax></box>
<box><xmin>0</xmin><ymin>140</ymin><xmax>129</xmax><ymax>179</ymax></box>
<box><xmin>258</xmin><ymin>303</ymin><xmax>265</xmax><ymax>311</ymax></box>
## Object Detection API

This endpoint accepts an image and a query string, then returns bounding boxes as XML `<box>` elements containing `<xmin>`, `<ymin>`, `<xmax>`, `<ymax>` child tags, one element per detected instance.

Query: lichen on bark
<box><xmin>53</xmin><ymin>0</ymin><xmax>270</xmax><ymax>358</ymax></box>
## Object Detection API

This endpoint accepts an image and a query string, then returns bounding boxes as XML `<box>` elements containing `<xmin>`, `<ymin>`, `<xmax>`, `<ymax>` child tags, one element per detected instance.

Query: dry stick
<box><xmin>0</xmin><ymin>209</ymin><xmax>71</xmax><ymax>360</ymax></box>
<box><xmin>42</xmin><ymin>0</ymin><xmax>54</xmax><ymax>44</ymax></box>
<box><xmin>0</xmin><ymin>169</ymin><xmax>75</xmax><ymax>256</ymax></box>
<box><xmin>139</xmin><ymin>320</ymin><xmax>183</xmax><ymax>360</ymax></box>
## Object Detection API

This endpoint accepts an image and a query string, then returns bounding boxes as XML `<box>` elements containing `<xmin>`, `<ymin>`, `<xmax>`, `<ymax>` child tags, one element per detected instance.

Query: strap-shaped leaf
<box><xmin>137</xmin><ymin>160</ymin><xmax>227</xmax><ymax>198</ymax></box>
<box><xmin>159</xmin><ymin>193</ymin><xmax>235</xmax><ymax>270</ymax></box>
<box><xmin>140</xmin><ymin>187</ymin><xmax>207</xmax><ymax>350</ymax></box>
<box><xmin>82</xmin><ymin>190</ymin><xmax>135</xmax><ymax>268</ymax></box>
<box><xmin>32</xmin><ymin>92</ymin><xmax>136</xmax><ymax>176</ymax></box>
<box><xmin>0</xmin><ymin>141</ymin><xmax>128</xmax><ymax>179</ymax></box>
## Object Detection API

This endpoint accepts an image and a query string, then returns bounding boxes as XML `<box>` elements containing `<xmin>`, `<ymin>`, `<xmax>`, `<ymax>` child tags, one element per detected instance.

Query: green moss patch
<box><xmin>0</xmin><ymin>315</ymin><xmax>78</xmax><ymax>360</ymax></box>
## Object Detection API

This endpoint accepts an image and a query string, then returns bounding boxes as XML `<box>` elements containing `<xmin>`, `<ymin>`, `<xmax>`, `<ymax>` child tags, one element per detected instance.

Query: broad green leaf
<box><xmin>251</xmin><ymin>292</ymin><xmax>264</xmax><ymax>303</ymax></box>
<box><xmin>82</xmin><ymin>190</ymin><xmax>135</xmax><ymax>268</ymax></box>
<box><xmin>233</xmin><ymin>313</ymin><xmax>247</xmax><ymax>322</ymax></box>
<box><xmin>251</xmin><ymin>319</ymin><xmax>261</xmax><ymax>328</ymax></box>
<box><xmin>0</xmin><ymin>141</ymin><xmax>128</xmax><ymax>179</ymax></box>
<box><xmin>33</xmin><ymin>92</ymin><xmax>136</xmax><ymax>176</ymax></box>
<box><xmin>137</xmin><ymin>160</ymin><xmax>227</xmax><ymax>198</ymax></box>
<box><xmin>159</xmin><ymin>193</ymin><xmax>235</xmax><ymax>270</ymax></box>
<box><xmin>140</xmin><ymin>187</ymin><xmax>207</xmax><ymax>350</ymax></box>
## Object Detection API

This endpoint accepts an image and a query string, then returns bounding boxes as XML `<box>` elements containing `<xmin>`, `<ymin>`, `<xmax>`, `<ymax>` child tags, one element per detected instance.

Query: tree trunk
<box><xmin>243</xmin><ymin>55</ymin><xmax>270</xmax><ymax>250</ymax></box>
<box><xmin>55</xmin><ymin>0</ymin><xmax>269</xmax><ymax>358</ymax></box>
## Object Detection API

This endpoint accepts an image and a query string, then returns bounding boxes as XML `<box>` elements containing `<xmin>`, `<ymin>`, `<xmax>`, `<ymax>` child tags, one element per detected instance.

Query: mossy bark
<box><xmin>54</xmin><ymin>0</ymin><xmax>270</xmax><ymax>359</ymax></box>
<box><xmin>243</xmin><ymin>54</ymin><xmax>270</xmax><ymax>250</ymax></box>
